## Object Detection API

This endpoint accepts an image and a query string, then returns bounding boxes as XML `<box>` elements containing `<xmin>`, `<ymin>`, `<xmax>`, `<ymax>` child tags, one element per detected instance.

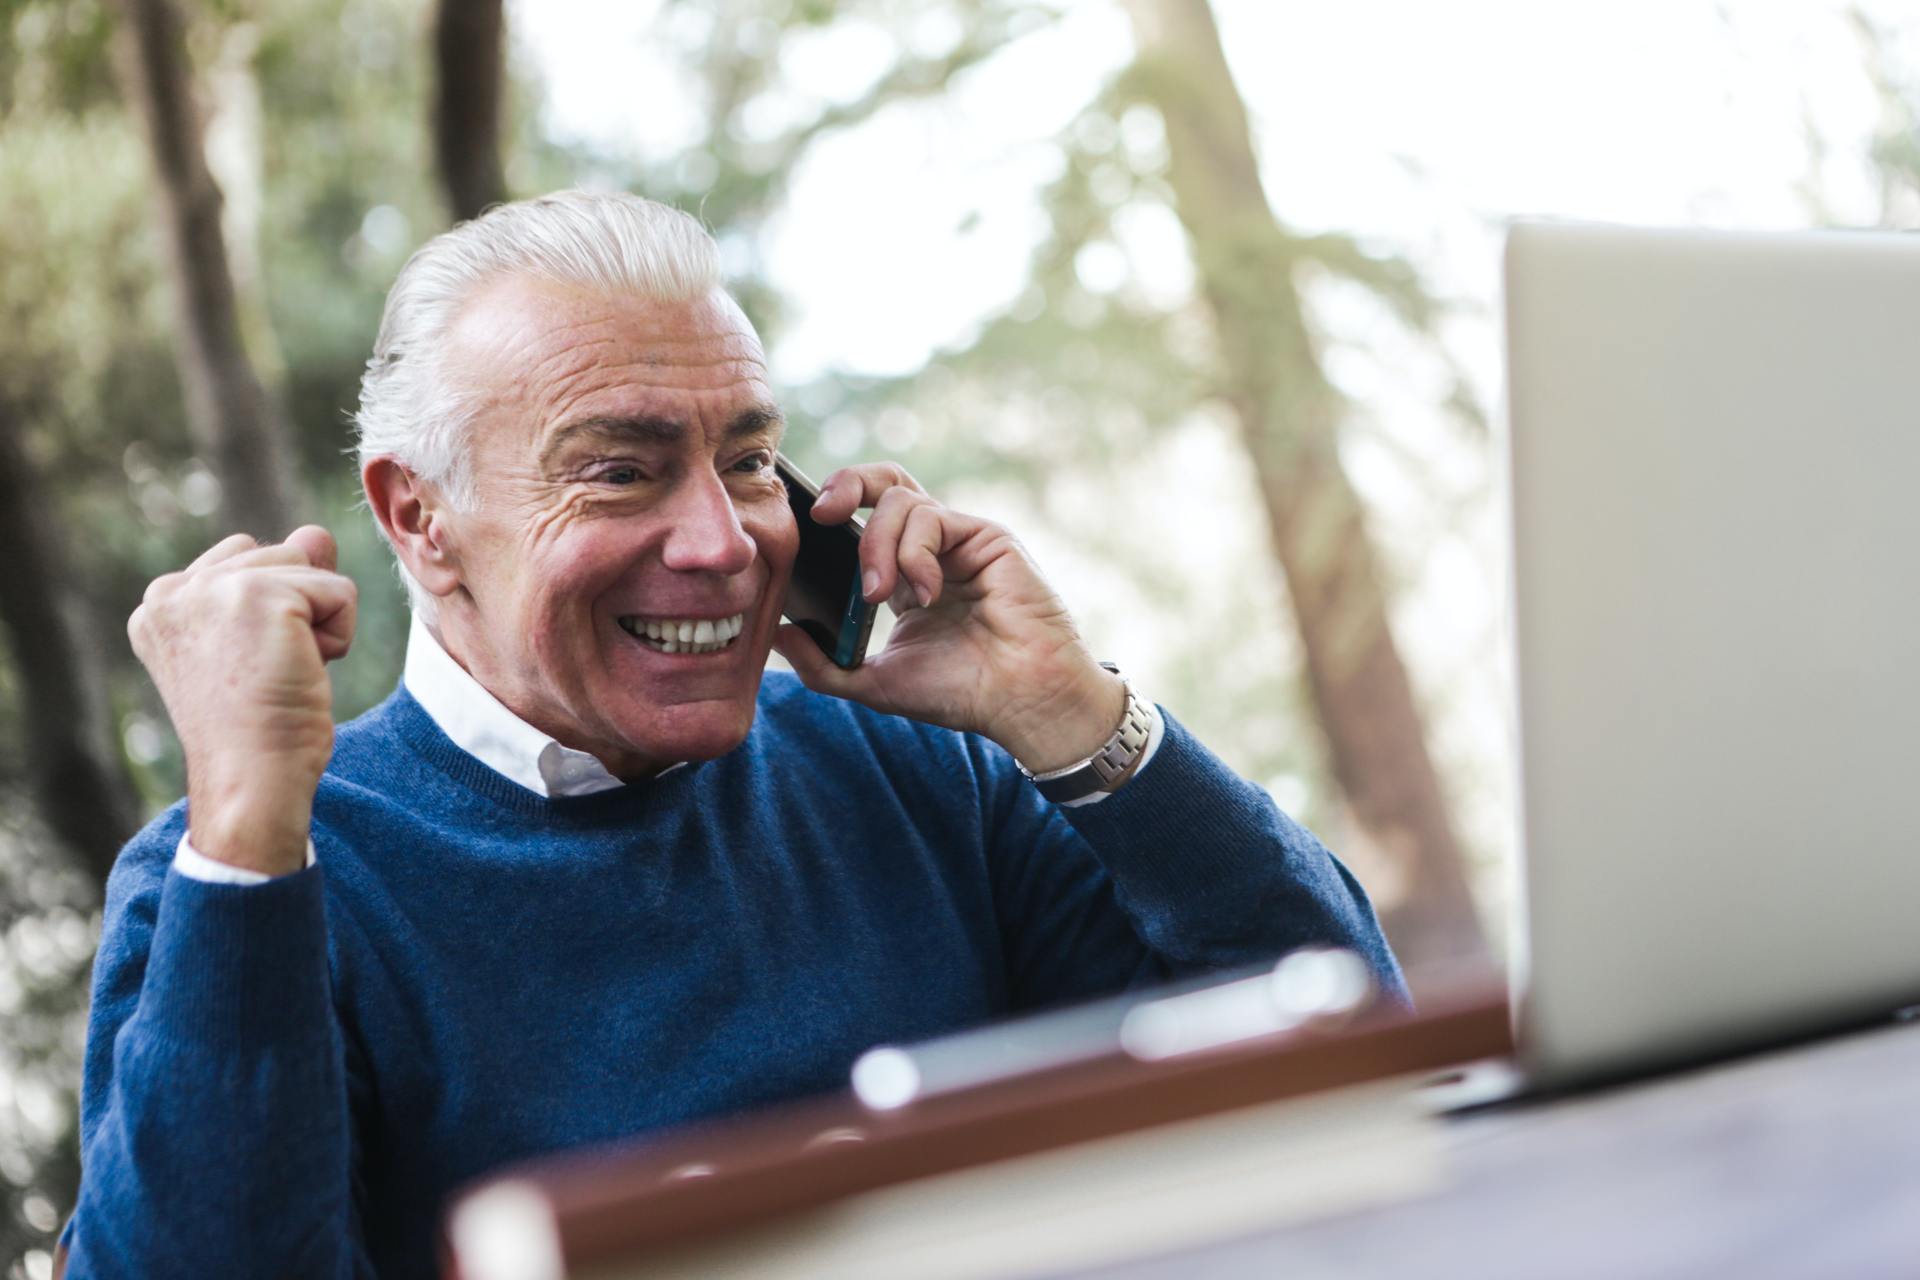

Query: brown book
<box><xmin>441</xmin><ymin>979</ymin><xmax>1510</xmax><ymax>1279</ymax></box>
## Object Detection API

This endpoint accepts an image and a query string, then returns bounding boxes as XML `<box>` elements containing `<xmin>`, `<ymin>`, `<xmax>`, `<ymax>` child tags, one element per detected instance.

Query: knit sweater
<box><xmin>62</xmin><ymin>675</ymin><xmax>1403</xmax><ymax>1278</ymax></box>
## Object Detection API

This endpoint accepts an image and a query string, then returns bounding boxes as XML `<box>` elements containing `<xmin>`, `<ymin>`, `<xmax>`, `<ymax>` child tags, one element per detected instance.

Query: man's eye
<box><xmin>596</xmin><ymin>466</ymin><xmax>643</xmax><ymax>486</ymax></box>
<box><xmin>731</xmin><ymin>452</ymin><xmax>773</xmax><ymax>475</ymax></box>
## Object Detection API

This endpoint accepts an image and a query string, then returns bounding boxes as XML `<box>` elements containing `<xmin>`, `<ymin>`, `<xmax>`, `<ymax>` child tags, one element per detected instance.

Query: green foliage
<box><xmin>0</xmin><ymin>0</ymin><xmax>464</xmax><ymax>1260</ymax></box>
<box><xmin>1850</xmin><ymin>8</ymin><xmax>1920</xmax><ymax>222</ymax></box>
<box><xmin>0</xmin><ymin>0</ymin><xmax>117</xmax><ymax>116</ymax></box>
<box><xmin>0</xmin><ymin>815</ymin><xmax>94</xmax><ymax>1271</ymax></box>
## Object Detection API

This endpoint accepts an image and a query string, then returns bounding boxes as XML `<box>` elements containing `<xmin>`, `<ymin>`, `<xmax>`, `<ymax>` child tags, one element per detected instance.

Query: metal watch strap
<box><xmin>1018</xmin><ymin>663</ymin><xmax>1155</xmax><ymax>804</ymax></box>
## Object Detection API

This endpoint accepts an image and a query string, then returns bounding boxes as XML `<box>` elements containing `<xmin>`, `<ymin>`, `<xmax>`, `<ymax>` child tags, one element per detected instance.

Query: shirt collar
<box><xmin>403</xmin><ymin>615</ymin><xmax>682</xmax><ymax>798</ymax></box>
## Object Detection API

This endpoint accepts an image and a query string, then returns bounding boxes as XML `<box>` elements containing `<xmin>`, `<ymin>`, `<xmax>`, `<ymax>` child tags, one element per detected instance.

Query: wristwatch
<box><xmin>1017</xmin><ymin>663</ymin><xmax>1157</xmax><ymax>804</ymax></box>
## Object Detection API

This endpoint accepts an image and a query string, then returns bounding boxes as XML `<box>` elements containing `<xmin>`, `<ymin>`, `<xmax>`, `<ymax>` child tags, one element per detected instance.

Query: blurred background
<box><xmin>0</xmin><ymin>0</ymin><xmax>1915</xmax><ymax>1271</ymax></box>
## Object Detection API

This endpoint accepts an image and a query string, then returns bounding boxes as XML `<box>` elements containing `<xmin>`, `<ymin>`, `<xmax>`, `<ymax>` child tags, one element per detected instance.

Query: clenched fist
<box><xmin>128</xmin><ymin>526</ymin><xmax>357</xmax><ymax>876</ymax></box>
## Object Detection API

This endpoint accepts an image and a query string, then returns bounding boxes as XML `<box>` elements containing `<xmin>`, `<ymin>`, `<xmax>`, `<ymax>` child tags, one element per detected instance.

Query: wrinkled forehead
<box><xmin>445</xmin><ymin>274</ymin><xmax>776</xmax><ymax>452</ymax></box>
<box><xmin>446</xmin><ymin>273</ymin><xmax>768</xmax><ymax>382</ymax></box>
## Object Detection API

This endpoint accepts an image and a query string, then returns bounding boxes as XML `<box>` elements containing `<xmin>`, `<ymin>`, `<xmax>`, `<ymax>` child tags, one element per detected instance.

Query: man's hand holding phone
<box><xmin>770</xmin><ymin>460</ymin><xmax>1127</xmax><ymax>776</ymax></box>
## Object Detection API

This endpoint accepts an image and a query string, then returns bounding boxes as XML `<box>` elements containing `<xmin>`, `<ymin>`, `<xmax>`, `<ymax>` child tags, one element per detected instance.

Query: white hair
<box><xmin>354</xmin><ymin>189</ymin><xmax>724</xmax><ymax>616</ymax></box>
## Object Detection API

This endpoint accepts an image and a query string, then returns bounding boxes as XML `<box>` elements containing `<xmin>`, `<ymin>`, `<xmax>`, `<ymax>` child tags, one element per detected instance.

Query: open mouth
<box><xmin>617</xmin><ymin>613</ymin><xmax>746</xmax><ymax>656</ymax></box>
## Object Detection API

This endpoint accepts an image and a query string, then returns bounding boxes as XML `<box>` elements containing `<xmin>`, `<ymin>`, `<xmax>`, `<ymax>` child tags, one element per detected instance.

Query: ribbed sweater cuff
<box><xmin>143</xmin><ymin>863</ymin><xmax>332</xmax><ymax>1055</ymax></box>
<box><xmin>1060</xmin><ymin>708</ymin><xmax>1300</xmax><ymax>906</ymax></box>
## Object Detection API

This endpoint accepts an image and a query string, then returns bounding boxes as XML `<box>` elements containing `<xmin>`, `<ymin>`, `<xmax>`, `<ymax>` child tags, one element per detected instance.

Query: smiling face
<box><xmin>424</xmin><ymin>274</ymin><xmax>798</xmax><ymax>777</ymax></box>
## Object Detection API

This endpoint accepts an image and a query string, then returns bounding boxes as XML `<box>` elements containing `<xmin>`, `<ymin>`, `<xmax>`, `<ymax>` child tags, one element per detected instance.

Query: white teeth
<box><xmin>620</xmin><ymin>613</ymin><xmax>747</xmax><ymax>654</ymax></box>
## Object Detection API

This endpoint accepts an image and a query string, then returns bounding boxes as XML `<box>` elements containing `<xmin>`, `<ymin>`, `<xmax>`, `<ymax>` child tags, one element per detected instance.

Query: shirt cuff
<box><xmin>1056</xmin><ymin>701</ymin><xmax>1167</xmax><ymax>809</ymax></box>
<box><xmin>173</xmin><ymin>834</ymin><xmax>317</xmax><ymax>885</ymax></box>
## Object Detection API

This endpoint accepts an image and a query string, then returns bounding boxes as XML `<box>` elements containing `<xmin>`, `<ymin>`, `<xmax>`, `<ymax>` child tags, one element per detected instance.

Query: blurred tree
<box><xmin>0</xmin><ymin>0</ymin><xmax>470</xmax><ymax>1263</ymax></box>
<box><xmin>621</xmin><ymin>0</ymin><xmax>1049</xmax><ymax>342</ymax></box>
<box><xmin>433</xmin><ymin>0</ymin><xmax>509</xmax><ymax>221</ymax></box>
<box><xmin>0</xmin><ymin>1</ymin><xmax>178</xmax><ymax>897</ymax></box>
<box><xmin>111</xmin><ymin>0</ymin><xmax>305</xmax><ymax>539</ymax></box>
<box><xmin>1116</xmin><ymin>0</ymin><xmax>1487</xmax><ymax>972</ymax></box>
<box><xmin>0</xmin><ymin>408</ymin><xmax>140</xmax><ymax>890</ymax></box>
<box><xmin>1851</xmin><ymin>8</ymin><xmax>1920</xmax><ymax>225</ymax></box>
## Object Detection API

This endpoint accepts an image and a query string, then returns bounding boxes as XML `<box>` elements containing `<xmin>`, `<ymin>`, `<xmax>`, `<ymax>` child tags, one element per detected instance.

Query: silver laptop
<box><xmin>1505</xmin><ymin>221</ymin><xmax>1920</xmax><ymax>1089</ymax></box>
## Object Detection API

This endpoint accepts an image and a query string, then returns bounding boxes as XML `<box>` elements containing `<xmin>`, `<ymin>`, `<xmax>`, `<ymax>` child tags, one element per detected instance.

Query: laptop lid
<box><xmin>1504</xmin><ymin>221</ymin><xmax>1920</xmax><ymax>1087</ymax></box>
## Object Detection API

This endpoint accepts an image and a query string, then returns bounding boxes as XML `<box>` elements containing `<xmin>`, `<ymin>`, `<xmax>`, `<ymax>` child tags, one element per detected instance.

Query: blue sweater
<box><xmin>63</xmin><ymin>676</ymin><xmax>1402</xmax><ymax>1278</ymax></box>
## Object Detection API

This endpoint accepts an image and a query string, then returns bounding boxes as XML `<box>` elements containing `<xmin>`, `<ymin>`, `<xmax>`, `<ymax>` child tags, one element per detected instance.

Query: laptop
<box><xmin>1504</xmin><ymin>221</ymin><xmax>1920</xmax><ymax>1090</ymax></box>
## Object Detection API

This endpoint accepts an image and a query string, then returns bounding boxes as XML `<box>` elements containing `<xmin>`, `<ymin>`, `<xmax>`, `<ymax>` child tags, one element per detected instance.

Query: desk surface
<box><xmin>1081</xmin><ymin>1016</ymin><xmax>1920</xmax><ymax>1280</ymax></box>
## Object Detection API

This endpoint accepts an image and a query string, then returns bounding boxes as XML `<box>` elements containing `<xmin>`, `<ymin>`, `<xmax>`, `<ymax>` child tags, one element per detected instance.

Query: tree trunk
<box><xmin>1124</xmin><ymin>0</ymin><xmax>1489</xmax><ymax>978</ymax></box>
<box><xmin>0</xmin><ymin>408</ymin><xmax>142</xmax><ymax>891</ymax></box>
<box><xmin>432</xmin><ymin>0</ymin><xmax>509</xmax><ymax>223</ymax></box>
<box><xmin>112</xmin><ymin>0</ymin><xmax>303</xmax><ymax>541</ymax></box>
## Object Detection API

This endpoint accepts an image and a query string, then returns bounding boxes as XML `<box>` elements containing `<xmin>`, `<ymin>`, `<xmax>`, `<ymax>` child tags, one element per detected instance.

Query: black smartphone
<box><xmin>776</xmin><ymin>453</ymin><xmax>877</xmax><ymax>669</ymax></box>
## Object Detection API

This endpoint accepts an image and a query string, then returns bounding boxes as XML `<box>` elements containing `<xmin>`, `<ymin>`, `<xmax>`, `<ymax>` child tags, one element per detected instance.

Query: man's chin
<box><xmin>607</xmin><ymin>700</ymin><xmax>759</xmax><ymax>772</ymax></box>
<box><xmin>591</xmin><ymin>644</ymin><xmax>773</xmax><ymax>769</ymax></box>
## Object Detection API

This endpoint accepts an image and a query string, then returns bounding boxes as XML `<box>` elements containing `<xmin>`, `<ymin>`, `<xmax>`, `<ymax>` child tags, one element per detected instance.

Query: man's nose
<box><xmin>659</xmin><ymin>470</ymin><xmax>757</xmax><ymax>575</ymax></box>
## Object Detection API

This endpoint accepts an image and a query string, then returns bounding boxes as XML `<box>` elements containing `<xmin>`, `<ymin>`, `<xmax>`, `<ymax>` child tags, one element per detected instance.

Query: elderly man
<box><xmin>61</xmin><ymin>191</ymin><xmax>1402</xmax><ymax>1278</ymax></box>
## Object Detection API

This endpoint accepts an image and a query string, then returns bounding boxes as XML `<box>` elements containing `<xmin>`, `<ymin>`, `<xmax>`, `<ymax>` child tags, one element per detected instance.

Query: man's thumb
<box><xmin>283</xmin><ymin>524</ymin><xmax>338</xmax><ymax>572</ymax></box>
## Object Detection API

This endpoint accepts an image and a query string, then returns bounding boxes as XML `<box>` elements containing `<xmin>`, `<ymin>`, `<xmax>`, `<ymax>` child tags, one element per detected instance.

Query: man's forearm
<box><xmin>1047</xmin><ymin>707</ymin><xmax>1408</xmax><ymax>1002</ymax></box>
<box><xmin>65</xmin><ymin>853</ymin><xmax>363</xmax><ymax>1276</ymax></box>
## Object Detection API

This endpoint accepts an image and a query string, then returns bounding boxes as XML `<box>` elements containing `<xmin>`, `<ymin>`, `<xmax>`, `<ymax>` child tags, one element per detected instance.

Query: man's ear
<box><xmin>362</xmin><ymin>458</ymin><xmax>463</xmax><ymax>599</ymax></box>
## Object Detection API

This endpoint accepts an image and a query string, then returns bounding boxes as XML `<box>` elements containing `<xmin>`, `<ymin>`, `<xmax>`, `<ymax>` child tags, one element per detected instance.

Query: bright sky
<box><xmin>514</xmin><ymin>0</ymin><xmax>1909</xmax><ymax>378</ymax></box>
<box><xmin>510</xmin><ymin>0</ymin><xmax>1914</xmax><ymax>921</ymax></box>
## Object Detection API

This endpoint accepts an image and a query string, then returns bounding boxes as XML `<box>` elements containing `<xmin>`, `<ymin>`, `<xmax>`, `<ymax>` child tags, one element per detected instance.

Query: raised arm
<box><xmin>61</xmin><ymin>528</ymin><xmax>370</xmax><ymax>1277</ymax></box>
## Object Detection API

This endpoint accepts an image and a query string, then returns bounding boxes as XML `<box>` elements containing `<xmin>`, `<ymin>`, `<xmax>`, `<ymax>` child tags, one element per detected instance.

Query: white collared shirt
<box><xmin>398</xmin><ymin>614</ymin><xmax>647</xmax><ymax>799</ymax></box>
<box><xmin>173</xmin><ymin>616</ymin><xmax>1156</xmax><ymax>884</ymax></box>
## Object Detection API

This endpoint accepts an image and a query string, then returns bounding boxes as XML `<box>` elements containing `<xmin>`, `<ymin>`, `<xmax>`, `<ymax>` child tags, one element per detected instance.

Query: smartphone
<box><xmin>776</xmin><ymin>453</ymin><xmax>877</xmax><ymax>669</ymax></box>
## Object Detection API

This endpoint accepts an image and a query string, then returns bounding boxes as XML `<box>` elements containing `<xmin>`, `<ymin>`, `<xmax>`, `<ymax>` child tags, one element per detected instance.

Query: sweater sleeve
<box><xmin>59</xmin><ymin>817</ymin><xmax>371</xmax><ymax>1279</ymax></box>
<box><xmin>979</xmin><ymin>706</ymin><xmax>1409</xmax><ymax>1011</ymax></box>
